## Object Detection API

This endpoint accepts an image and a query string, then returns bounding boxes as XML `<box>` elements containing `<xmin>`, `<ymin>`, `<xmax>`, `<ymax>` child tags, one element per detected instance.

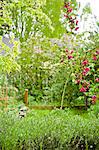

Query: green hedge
<box><xmin>0</xmin><ymin>109</ymin><xmax>99</xmax><ymax>150</ymax></box>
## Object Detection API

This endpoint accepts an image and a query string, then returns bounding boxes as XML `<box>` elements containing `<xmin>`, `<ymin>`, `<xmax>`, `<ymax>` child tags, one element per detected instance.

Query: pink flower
<box><xmin>76</xmin><ymin>20</ymin><xmax>78</xmax><ymax>25</ymax></box>
<box><xmin>65</xmin><ymin>49</ymin><xmax>68</xmax><ymax>53</ymax></box>
<box><xmin>95</xmin><ymin>78</ymin><xmax>99</xmax><ymax>82</ymax></box>
<box><xmin>82</xmin><ymin>60</ymin><xmax>88</xmax><ymax>66</ymax></box>
<box><xmin>92</xmin><ymin>95</ymin><xmax>96</xmax><ymax>100</ymax></box>
<box><xmin>69</xmin><ymin>16</ymin><xmax>72</xmax><ymax>19</ymax></box>
<box><xmin>93</xmin><ymin>55</ymin><xmax>97</xmax><ymax>60</ymax></box>
<box><xmin>75</xmin><ymin>27</ymin><xmax>79</xmax><ymax>31</ymax></box>
<box><xmin>84</xmin><ymin>67</ymin><xmax>90</xmax><ymax>72</ymax></box>
<box><xmin>82</xmin><ymin>67</ymin><xmax>90</xmax><ymax>76</ymax></box>
<box><xmin>92</xmin><ymin>95</ymin><xmax>97</xmax><ymax>104</ymax></box>
<box><xmin>76</xmin><ymin>79</ymin><xmax>80</xmax><ymax>84</ymax></box>
<box><xmin>70</xmin><ymin>50</ymin><xmax>74</xmax><ymax>54</ymax></box>
<box><xmin>64</xmin><ymin>5</ymin><xmax>68</xmax><ymax>8</ymax></box>
<box><xmin>68</xmin><ymin>55</ymin><xmax>73</xmax><ymax>59</ymax></box>
<box><xmin>80</xmin><ymin>87</ymin><xmax>87</xmax><ymax>92</ymax></box>
<box><xmin>82</xmin><ymin>71</ymin><xmax>86</xmax><ymax>76</ymax></box>
<box><xmin>67</xmin><ymin>8</ymin><xmax>72</xmax><ymax>13</ymax></box>
<box><xmin>64</xmin><ymin>14</ymin><xmax>68</xmax><ymax>18</ymax></box>
<box><xmin>96</xmin><ymin>50</ymin><xmax>99</xmax><ymax>55</ymax></box>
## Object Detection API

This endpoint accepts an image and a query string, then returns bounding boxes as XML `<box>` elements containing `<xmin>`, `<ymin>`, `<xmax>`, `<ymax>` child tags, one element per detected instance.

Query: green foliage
<box><xmin>1</xmin><ymin>0</ymin><xmax>53</xmax><ymax>41</ymax></box>
<box><xmin>0</xmin><ymin>36</ymin><xmax>20</xmax><ymax>73</ymax></box>
<box><xmin>0</xmin><ymin>0</ymin><xmax>98</xmax><ymax>107</ymax></box>
<box><xmin>0</xmin><ymin>109</ymin><xmax>99</xmax><ymax>149</ymax></box>
<box><xmin>8</xmin><ymin>36</ymin><xmax>59</xmax><ymax>100</ymax></box>
<box><xmin>43</xmin><ymin>0</ymin><xmax>65</xmax><ymax>38</ymax></box>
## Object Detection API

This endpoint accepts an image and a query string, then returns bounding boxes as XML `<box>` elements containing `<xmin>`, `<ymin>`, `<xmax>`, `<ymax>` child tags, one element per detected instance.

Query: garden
<box><xmin>0</xmin><ymin>0</ymin><xmax>99</xmax><ymax>149</ymax></box>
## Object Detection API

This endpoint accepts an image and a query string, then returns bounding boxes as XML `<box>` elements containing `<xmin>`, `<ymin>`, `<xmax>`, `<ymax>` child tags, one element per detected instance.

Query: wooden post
<box><xmin>24</xmin><ymin>89</ymin><xmax>28</xmax><ymax>105</ymax></box>
<box><xmin>5</xmin><ymin>86</ymin><xmax>8</xmax><ymax>108</ymax></box>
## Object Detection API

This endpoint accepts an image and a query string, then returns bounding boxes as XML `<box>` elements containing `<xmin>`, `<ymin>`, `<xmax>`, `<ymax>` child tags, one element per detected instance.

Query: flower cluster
<box><xmin>64</xmin><ymin>2</ymin><xmax>79</xmax><ymax>32</ymax></box>
<box><xmin>65</xmin><ymin>48</ymin><xmax>74</xmax><ymax>60</ymax></box>
<box><xmin>62</xmin><ymin>3</ymin><xmax>98</xmax><ymax>105</ymax></box>
<box><xmin>91</xmin><ymin>95</ymin><xmax>97</xmax><ymax>104</ymax></box>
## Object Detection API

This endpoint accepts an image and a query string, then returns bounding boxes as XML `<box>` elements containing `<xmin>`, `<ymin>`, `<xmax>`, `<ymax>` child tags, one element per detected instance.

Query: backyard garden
<box><xmin>0</xmin><ymin>0</ymin><xmax>99</xmax><ymax>149</ymax></box>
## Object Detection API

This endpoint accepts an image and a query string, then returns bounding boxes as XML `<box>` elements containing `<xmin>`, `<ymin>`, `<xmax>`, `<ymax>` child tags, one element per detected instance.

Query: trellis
<box><xmin>0</xmin><ymin>86</ymin><xmax>18</xmax><ymax>108</ymax></box>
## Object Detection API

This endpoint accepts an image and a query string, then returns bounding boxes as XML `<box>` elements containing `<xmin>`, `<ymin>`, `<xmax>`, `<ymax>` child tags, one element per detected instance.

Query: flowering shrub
<box><xmin>60</xmin><ymin>45</ymin><xmax>99</xmax><ymax>106</ymax></box>
<box><xmin>63</xmin><ymin>0</ymin><xmax>79</xmax><ymax>33</ymax></box>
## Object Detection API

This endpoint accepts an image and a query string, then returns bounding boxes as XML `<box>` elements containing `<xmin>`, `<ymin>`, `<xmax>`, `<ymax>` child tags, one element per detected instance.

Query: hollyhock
<box><xmin>82</xmin><ymin>60</ymin><xmax>88</xmax><ymax>66</ymax></box>
<box><xmin>80</xmin><ymin>87</ymin><xmax>86</xmax><ymax>92</ymax></box>
<box><xmin>95</xmin><ymin>78</ymin><xmax>99</xmax><ymax>82</ymax></box>
<box><xmin>68</xmin><ymin>55</ymin><xmax>73</xmax><ymax>59</ymax></box>
<box><xmin>93</xmin><ymin>55</ymin><xmax>97</xmax><ymax>60</ymax></box>
<box><xmin>75</xmin><ymin>27</ymin><xmax>79</xmax><ymax>31</ymax></box>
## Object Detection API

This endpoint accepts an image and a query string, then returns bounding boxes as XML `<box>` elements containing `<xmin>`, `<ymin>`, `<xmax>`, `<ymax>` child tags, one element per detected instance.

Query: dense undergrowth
<box><xmin>0</xmin><ymin>108</ymin><xmax>99</xmax><ymax>150</ymax></box>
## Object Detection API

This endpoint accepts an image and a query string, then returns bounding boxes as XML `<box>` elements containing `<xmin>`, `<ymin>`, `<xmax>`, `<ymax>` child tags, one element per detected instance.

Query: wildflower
<box><xmin>80</xmin><ymin>87</ymin><xmax>86</xmax><ymax>92</ymax></box>
<box><xmin>82</xmin><ymin>60</ymin><xmax>88</xmax><ymax>66</ymax></box>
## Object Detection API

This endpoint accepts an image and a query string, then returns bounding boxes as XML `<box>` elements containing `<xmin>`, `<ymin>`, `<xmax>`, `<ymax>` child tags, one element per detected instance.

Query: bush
<box><xmin>0</xmin><ymin>109</ymin><xmax>99</xmax><ymax>150</ymax></box>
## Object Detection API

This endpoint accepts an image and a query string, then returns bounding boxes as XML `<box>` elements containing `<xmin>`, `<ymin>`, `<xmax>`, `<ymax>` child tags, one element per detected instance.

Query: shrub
<box><xmin>0</xmin><ymin>109</ymin><xmax>99</xmax><ymax>150</ymax></box>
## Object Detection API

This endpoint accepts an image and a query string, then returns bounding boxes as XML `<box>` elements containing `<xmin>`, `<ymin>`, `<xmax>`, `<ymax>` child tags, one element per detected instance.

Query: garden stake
<box><xmin>24</xmin><ymin>89</ymin><xmax>28</xmax><ymax>106</ymax></box>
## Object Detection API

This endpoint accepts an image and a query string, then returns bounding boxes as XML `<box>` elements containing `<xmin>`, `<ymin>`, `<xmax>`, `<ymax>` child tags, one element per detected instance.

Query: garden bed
<box><xmin>0</xmin><ymin>108</ymin><xmax>99</xmax><ymax>150</ymax></box>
